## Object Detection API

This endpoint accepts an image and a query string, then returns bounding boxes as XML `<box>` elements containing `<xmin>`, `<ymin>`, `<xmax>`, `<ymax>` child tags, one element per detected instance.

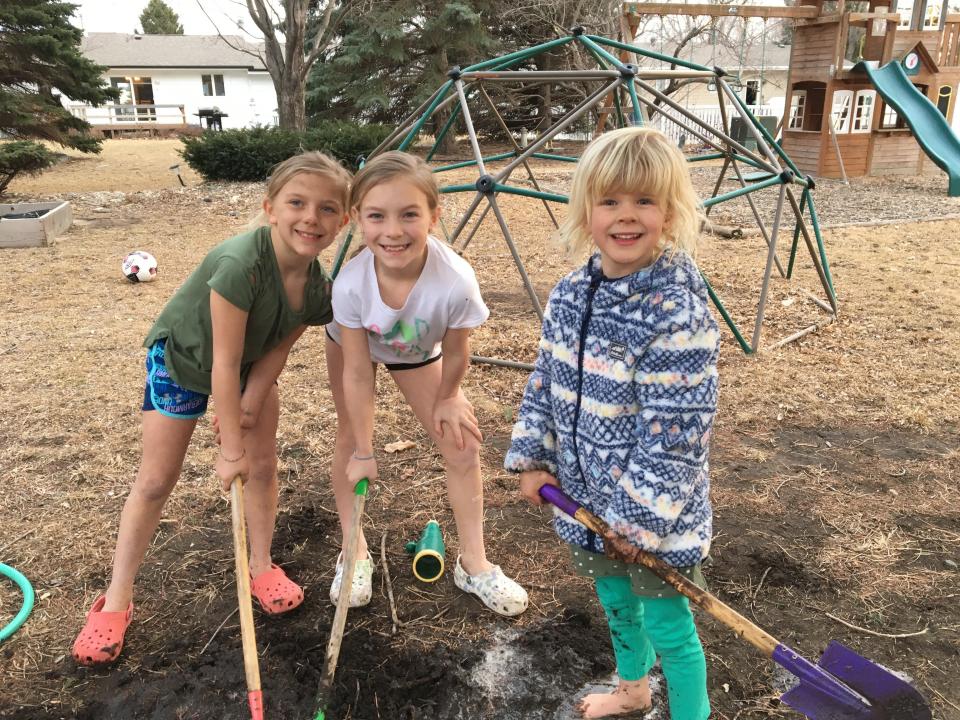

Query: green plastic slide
<box><xmin>856</xmin><ymin>59</ymin><xmax>960</xmax><ymax>196</ymax></box>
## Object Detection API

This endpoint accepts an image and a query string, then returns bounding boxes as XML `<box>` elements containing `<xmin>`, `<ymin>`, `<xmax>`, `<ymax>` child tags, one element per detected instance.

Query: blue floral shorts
<box><xmin>142</xmin><ymin>340</ymin><xmax>208</xmax><ymax>419</ymax></box>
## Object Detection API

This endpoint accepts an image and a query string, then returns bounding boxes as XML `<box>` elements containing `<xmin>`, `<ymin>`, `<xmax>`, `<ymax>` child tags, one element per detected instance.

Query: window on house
<box><xmin>202</xmin><ymin>74</ymin><xmax>225</xmax><ymax>97</ymax></box>
<box><xmin>789</xmin><ymin>91</ymin><xmax>806</xmax><ymax>129</ymax></box>
<box><xmin>832</xmin><ymin>90</ymin><xmax>853</xmax><ymax>133</ymax></box>
<box><xmin>852</xmin><ymin>90</ymin><xmax>876</xmax><ymax>132</ymax></box>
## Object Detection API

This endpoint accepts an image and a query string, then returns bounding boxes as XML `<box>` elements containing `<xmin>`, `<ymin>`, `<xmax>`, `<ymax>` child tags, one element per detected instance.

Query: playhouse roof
<box><xmin>81</xmin><ymin>33</ymin><xmax>268</xmax><ymax>70</ymax></box>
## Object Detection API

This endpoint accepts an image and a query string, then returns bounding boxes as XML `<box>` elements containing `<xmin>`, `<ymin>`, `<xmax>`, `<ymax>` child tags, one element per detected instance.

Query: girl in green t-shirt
<box><xmin>73</xmin><ymin>152</ymin><xmax>351</xmax><ymax>667</ymax></box>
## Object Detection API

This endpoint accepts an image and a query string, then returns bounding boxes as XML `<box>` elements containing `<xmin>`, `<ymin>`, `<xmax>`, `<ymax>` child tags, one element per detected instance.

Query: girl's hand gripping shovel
<box><xmin>230</xmin><ymin>477</ymin><xmax>265</xmax><ymax>720</ymax></box>
<box><xmin>314</xmin><ymin>478</ymin><xmax>369</xmax><ymax>720</ymax></box>
<box><xmin>538</xmin><ymin>485</ymin><xmax>931</xmax><ymax>720</ymax></box>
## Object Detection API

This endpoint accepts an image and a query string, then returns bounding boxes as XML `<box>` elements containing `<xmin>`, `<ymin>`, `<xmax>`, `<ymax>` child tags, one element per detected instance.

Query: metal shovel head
<box><xmin>778</xmin><ymin>641</ymin><xmax>931</xmax><ymax>720</ymax></box>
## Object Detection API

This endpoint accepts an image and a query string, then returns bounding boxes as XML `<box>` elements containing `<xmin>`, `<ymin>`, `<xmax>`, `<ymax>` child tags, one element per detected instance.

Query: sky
<box><xmin>70</xmin><ymin>0</ymin><xmax>262</xmax><ymax>38</ymax></box>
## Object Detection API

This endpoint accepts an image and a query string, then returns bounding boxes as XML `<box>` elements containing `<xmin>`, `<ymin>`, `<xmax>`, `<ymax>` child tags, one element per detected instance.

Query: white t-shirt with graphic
<box><xmin>330</xmin><ymin>236</ymin><xmax>489</xmax><ymax>365</ymax></box>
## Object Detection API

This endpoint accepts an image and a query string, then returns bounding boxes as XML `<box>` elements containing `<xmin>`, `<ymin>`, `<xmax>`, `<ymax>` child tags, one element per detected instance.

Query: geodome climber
<box><xmin>332</xmin><ymin>28</ymin><xmax>838</xmax><ymax>364</ymax></box>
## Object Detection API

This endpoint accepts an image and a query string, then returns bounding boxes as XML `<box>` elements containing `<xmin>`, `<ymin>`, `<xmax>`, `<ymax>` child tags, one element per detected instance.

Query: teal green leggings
<box><xmin>595</xmin><ymin>575</ymin><xmax>710</xmax><ymax>720</ymax></box>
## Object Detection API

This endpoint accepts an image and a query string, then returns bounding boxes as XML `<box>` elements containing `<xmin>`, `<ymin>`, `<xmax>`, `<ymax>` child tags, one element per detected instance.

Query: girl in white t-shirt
<box><xmin>325</xmin><ymin>151</ymin><xmax>528</xmax><ymax>616</ymax></box>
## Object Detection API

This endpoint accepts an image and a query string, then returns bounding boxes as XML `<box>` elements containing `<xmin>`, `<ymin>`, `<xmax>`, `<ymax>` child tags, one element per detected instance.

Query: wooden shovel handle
<box><xmin>315</xmin><ymin>478</ymin><xmax>370</xmax><ymax>716</ymax></box>
<box><xmin>231</xmin><ymin>477</ymin><xmax>264</xmax><ymax>720</ymax></box>
<box><xmin>539</xmin><ymin>485</ymin><xmax>780</xmax><ymax>658</ymax></box>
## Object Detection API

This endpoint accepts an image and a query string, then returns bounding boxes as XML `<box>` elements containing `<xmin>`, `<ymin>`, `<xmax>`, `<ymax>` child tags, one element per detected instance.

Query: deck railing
<box><xmin>68</xmin><ymin>104</ymin><xmax>188</xmax><ymax>125</ymax></box>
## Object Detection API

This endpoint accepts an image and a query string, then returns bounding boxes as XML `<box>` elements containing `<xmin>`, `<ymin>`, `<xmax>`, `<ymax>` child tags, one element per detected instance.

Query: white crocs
<box><xmin>453</xmin><ymin>555</ymin><xmax>528</xmax><ymax>617</ymax></box>
<box><xmin>329</xmin><ymin>550</ymin><xmax>374</xmax><ymax>608</ymax></box>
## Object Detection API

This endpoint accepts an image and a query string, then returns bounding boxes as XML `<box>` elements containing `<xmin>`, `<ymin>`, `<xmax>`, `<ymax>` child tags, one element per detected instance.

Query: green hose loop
<box><xmin>0</xmin><ymin>563</ymin><xmax>35</xmax><ymax>643</ymax></box>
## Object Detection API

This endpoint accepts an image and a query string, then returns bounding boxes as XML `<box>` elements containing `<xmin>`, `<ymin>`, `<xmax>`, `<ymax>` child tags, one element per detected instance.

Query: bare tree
<box><xmin>247</xmin><ymin>0</ymin><xmax>356</xmax><ymax>129</ymax></box>
<box><xmin>199</xmin><ymin>0</ymin><xmax>353</xmax><ymax>130</ymax></box>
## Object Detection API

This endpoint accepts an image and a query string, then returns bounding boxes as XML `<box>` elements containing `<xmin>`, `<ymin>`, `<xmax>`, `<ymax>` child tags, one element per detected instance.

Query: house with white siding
<box><xmin>67</xmin><ymin>33</ymin><xmax>279</xmax><ymax>134</ymax></box>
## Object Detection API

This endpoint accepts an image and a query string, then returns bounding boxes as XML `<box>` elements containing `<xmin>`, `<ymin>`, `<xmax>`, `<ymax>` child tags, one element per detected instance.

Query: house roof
<box><xmin>81</xmin><ymin>33</ymin><xmax>268</xmax><ymax>70</ymax></box>
<box><xmin>631</xmin><ymin>40</ymin><xmax>793</xmax><ymax>70</ymax></box>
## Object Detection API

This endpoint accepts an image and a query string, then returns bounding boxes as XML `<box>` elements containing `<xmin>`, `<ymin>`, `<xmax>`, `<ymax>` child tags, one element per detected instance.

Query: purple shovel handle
<box><xmin>538</xmin><ymin>484</ymin><xmax>582</xmax><ymax>519</ymax></box>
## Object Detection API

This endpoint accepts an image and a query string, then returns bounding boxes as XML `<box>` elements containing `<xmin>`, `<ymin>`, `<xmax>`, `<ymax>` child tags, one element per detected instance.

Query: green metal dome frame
<box><xmin>333</xmin><ymin>29</ymin><xmax>837</xmax><ymax>363</ymax></box>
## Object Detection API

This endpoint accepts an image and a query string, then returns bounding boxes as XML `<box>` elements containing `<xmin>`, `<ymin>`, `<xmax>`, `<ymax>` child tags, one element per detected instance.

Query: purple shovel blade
<box><xmin>818</xmin><ymin>642</ymin><xmax>932</xmax><ymax>720</ymax></box>
<box><xmin>776</xmin><ymin>642</ymin><xmax>931</xmax><ymax>720</ymax></box>
<box><xmin>775</xmin><ymin>644</ymin><xmax>877</xmax><ymax>720</ymax></box>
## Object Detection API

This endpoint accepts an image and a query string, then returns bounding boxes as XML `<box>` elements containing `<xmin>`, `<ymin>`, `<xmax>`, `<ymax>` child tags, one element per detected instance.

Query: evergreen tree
<box><xmin>139</xmin><ymin>0</ymin><xmax>184</xmax><ymax>34</ymax></box>
<box><xmin>0</xmin><ymin>0</ymin><xmax>117</xmax><ymax>153</ymax></box>
<box><xmin>307</xmin><ymin>1</ymin><xmax>500</xmax><ymax>150</ymax></box>
<box><xmin>307</xmin><ymin>1</ymin><xmax>622</xmax><ymax>149</ymax></box>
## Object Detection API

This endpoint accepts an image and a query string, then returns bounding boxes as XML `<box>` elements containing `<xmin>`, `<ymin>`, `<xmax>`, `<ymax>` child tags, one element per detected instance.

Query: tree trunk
<box><xmin>277</xmin><ymin>73</ymin><xmax>306</xmax><ymax>130</ymax></box>
<box><xmin>433</xmin><ymin>48</ymin><xmax>457</xmax><ymax>155</ymax></box>
<box><xmin>247</xmin><ymin>0</ymin><xmax>347</xmax><ymax>133</ymax></box>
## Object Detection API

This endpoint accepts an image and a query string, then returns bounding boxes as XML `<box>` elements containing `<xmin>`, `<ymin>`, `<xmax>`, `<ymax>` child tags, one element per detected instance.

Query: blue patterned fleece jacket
<box><xmin>504</xmin><ymin>250</ymin><xmax>720</xmax><ymax>567</ymax></box>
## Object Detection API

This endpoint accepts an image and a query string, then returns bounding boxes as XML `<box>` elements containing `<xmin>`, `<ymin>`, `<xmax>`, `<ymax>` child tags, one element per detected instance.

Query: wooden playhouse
<box><xmin>780</xmin><ymin>0</ymin><xmax>960</xmax><ymax>188</ymax></box>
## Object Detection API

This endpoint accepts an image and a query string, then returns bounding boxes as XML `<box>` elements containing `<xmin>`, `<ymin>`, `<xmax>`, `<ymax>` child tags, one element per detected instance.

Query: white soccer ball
<box><xmin>122</xmin><ymin>250</ymin><xmax>158</xmax><ymax>283</ymax></box>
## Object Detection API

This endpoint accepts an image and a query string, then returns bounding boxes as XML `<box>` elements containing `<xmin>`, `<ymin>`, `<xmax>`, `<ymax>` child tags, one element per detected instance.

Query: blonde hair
<box><xmin>350</xmin><ymin>151</ymin><xmax>439</xmax><ymax>212</ymax></box>
<box><xmin>250</xmin><ymin>151</ymin><xmax>352</xmax><ymax>228</ymax></box>
<box><xmin>559</xmin><ymin>127</ymin><xmax>703</xmax><ymax>261</ymax></box>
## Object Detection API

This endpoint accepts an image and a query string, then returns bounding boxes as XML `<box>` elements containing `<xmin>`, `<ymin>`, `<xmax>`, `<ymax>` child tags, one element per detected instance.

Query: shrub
<box><xmin>180</xmin><ymin>122</ymin><xmax>392</xmax><ymax>182</ymax></box>
<box><xmin>0</xmin><ymin>141</ymin><xmax>57</xmax><ymax>195</ymax></box>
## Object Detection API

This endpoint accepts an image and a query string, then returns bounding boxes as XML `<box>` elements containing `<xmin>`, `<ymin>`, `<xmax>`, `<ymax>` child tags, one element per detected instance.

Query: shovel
<box><xmin>230</xmin><ymin>477</ymin><xmax>265</xmax><ymax>720</ymax></box>
<box><xmin>539</xmin><ymin>485</ymin><xmax>931</xmax><ymax>720</ymax></box>
<box><xmin>314</xmin><ymin>477</ymin><xmax>370</xmax><ymax>720</ymax></box>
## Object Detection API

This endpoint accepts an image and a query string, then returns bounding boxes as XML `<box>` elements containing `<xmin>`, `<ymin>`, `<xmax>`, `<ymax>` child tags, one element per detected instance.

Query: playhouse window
<box><xmin>938</xmin><ymin>85</ymin><xmax>952</xmax><ymax>117</ymax></box>
<box><xmin>789</xmin><ymin>91</ymin><xmax>806</xmax><ymax>129</ymax></box>
<box><xmin>852</xmin><ymin>91</ymin><xmax>876</xmax><ymax>132</ymax></box>
<box><xmin>832</xmin><ymin>90</ymin><xmax>854</xmax><ymax>133</ymax></box>
<box><xmin>880</xmin><ymin>103</ymin><xmax>905</xmax><ymax>128</ymax></box>
<box><xmin>895</xmin><ymin>0</ymin><xmax>915</xmax><ymax>29</ymax></box>
<box><xmin>202</xmin><ymin>74</ymin><xmax>225</xmax><ymax>97</ymax></box>
<box><xmin>788</xmin><ymin>82</ymin><xmax>826</xmax><ymax>131</ymax></box>
<box><xmin>924</xmin><ymin>0</ymin><xmax>943</xmax><ymax>28</ymax></box>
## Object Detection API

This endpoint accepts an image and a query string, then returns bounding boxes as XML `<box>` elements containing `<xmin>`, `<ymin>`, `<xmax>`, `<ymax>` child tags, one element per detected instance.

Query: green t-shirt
<box><xmin>143</xmin><ymin>225</ymin><xmax>333</xmax><ymax>394</ymax></box>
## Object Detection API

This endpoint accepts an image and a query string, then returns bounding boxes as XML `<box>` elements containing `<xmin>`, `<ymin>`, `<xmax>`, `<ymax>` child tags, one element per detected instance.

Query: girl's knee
<box><xmin>132</xmin><ymin>470</ymin><xmax>178</xmax><ymax>503</ymax></box>
<box><xmin>440</xmin><ymin>436</ymin><xmax>481</xmax><ymax>473</ymax></box>
<box><xmin>247</xmin><ymin>455</ymin><xmax>278</xmax><ymax>487</ymax></box>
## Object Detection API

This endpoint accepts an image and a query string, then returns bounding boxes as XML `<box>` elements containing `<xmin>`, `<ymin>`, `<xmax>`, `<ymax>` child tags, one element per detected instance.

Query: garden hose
<box><xmin>0</xmin><ymin>563</ymin><xmax>34</xmax><ymax>642</ymax></box>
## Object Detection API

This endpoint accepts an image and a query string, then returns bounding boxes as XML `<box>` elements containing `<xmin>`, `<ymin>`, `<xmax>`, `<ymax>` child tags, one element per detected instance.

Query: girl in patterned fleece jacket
<box><xmin>506</xmin><ymin>127</ymin><xmax>719</xmax><ymax>720</ymax></box>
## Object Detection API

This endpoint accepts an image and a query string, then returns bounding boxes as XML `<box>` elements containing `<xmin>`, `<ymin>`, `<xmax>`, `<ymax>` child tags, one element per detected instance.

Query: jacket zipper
<box><xmin>572</xmin><ymin>269</ymin><xmax>603</xmax><ymax>552</ymax></box>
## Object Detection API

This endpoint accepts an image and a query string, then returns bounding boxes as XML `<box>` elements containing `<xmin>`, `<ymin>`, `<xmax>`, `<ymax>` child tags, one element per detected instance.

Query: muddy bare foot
<box><xmin>577</xmin><ymin>677</ymin><xmax>651</xmax><ymax>718</ymax></box>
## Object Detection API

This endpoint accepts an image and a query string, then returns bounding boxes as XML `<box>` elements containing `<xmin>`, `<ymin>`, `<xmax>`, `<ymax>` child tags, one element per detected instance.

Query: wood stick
<box><xmin>825</xmin><ymin>612</ymin><xmax>929</xmax><ymax>639</ymax></box>
<box><xmin>802</xmin><ymin>288</ymin><xmax>837</xmax><ymax>314</ymax></box>
<box><xmin>764</xmin><ymin>317</ymin><xmax>836</xmax><ymax>351</ymax></box>
<box><xmin>380</xmin><ymin>532</ymin><xmax>405</xmax><ymax>634</ymax></box>
<box><xmin>200</xmin><ymin>607</ymin><xmax>238</xmax><ymax>656</ymax></box>
<box><xmin>231</xmin><ymin>479</ymin><xmax>264</xmax><ymax>720</ymax></box>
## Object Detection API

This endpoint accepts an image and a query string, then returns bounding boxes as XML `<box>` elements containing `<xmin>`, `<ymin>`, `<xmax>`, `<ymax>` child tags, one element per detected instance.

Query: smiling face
<box><xmin>264</xmin><ymin>172</ymin><xmax>349</xmax><ymax>264</ymax></box>
<box><xmin>354</xmin><ymin>177</ymin><xmax>440</xmax><ymax>276</ymax></box>
<box><xmin>589</xmin><ymin>189</ymin><xmax>669</xmax><ymax>278</ymax></box>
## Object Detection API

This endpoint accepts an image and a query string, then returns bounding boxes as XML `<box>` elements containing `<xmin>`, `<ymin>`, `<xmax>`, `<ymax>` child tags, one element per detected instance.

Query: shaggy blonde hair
<box><xmin>350</xmin><ymin>151</ymin><xmax>439</xmax><ymax>212</ymax></box>
<box><xmin>250</xmin><ymin>151</ymin><xmax>352</xmax><ymax>228</ymax></box>
<box><xmin>559</xmin><ymin>127</ymin><xmax>703</xmax><ymax>261</ymax></box>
